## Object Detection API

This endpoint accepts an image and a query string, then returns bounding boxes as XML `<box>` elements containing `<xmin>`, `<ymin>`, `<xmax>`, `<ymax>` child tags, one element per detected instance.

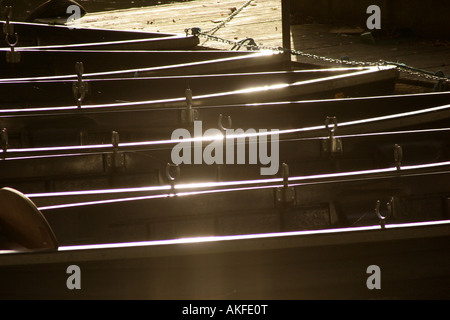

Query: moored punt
<box><xmin>1</xmin><ymin>0</ymin><xmax>449</xmax><ymax>302</ymax></box>
<box><xmin>1</xmin><ymin>91</ymin><xmax>449</xmax><ymax>148</ymax></box>
<box><xmin>4</xmin><ymin>159</ymin><xmax>450</xmax><ymax>248</ymax></box>
<box><xmin>1</xmin><ymin>219</ymin><xmax>450</xmax><ymax>299</ymax></box>
<box><xmin>1</xmin><ymin>126</ymin><xmax>450</xmax><ymax>193</ymax></box>
<box><xmin>0</xmin><ymin>66</ymin><xmax>398</xmax><ymax>109</ymax></box>
<box><xmin>0</xmin><ymin>20</ymin><xmax>198</xmax><ymax>50</ymax></box>
<box><xmin>0</xmin><ymin>50</ymin><xmax>284</xmax><ymax>78</ymax></box>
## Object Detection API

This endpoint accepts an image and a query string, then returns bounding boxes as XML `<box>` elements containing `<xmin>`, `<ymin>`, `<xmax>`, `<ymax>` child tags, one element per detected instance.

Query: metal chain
<box><xmin>186</xmin><ymin>28</ymin><xmax>450</xmax><ymax>84</ymax></box>
<box><xmin>204</xmin><ymin>0</ymin><xmax>256</xmax><ymax>35</ymax></box>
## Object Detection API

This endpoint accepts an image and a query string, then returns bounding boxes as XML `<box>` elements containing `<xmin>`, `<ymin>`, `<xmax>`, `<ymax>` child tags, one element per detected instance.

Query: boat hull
<box><xmin>0</xmin><ymin>50</ymin><xmax>285</xmax><ymax>78</ymax></box>
<box><xmin>1</xmin><ymin>220</ymin><xmax>450</xmax><ymax>299</ymax></box>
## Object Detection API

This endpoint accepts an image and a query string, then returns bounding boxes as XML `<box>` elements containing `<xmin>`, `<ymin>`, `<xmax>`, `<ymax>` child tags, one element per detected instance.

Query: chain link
<box><xmin>186</xmin><ymin>28</ymin><xmax>450</xmax><ymax>84</ymax></box>
<box><xmin>204</xmin><ymin>0</ymin><xmax>255</xmax><ymax>35</ymax></box>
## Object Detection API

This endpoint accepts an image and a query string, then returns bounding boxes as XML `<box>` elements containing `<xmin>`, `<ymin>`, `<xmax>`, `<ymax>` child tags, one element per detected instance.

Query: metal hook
<box><xmin>375</xmin><ymin>197</ymin><xmax>393</xmax><ymax>229</ymax></box>
<box><xmin>325</xmin><ymin>116</ymin><xmax>338</xmax><ymax>135</ymax></box>
<box><xmin>72</xmin><ymin>62</ymin><xmax>88</xmax><ymax>109</ymax></box>
<box><xmin>218</xmin><ymin>114</ymin><xmax>232</xmax><ymax>132</ymax></box>
<box><xmin>322</xmin><ymin>116</ymin><xmax>342</xmax><ymax>155</ymax></box>
<box><xmin>394</xmin><ymin>144</ymin><xmax>403</xmax><ymax>171</ymax></box>
<box><xmin>111</xmin><ymin>131</ymin><xmax>121</xmax><ymax>167</ymax></box>
<box><xmin>3</xmin><ymin>6</ymin><xmax>20</xmax><ymax>63</ymax></box>
<box><xmin>112</xmin><ymin>131</ymin><xmax>120</xmax><ymax>150</ymax></box>
<box><xmin>216</xmin><ymin>114</ymin><xmax>231</xmax><ymax>182</ymax></box>
<box><xmin>1</xmin><ymin>128</ymin><xmax>8</xmax><ymax>159</ymax></box>
<box><xmin>166</xmin><ymin>163</ymin><xmax>180</xmax><ymax>195</ymax></box>
<box><xmin>5</xmin><ymin>32</ymin><xmax>18</xmax><ymax>47</ymax></box>
<box><xmin>2</xmin><ymin>6</ymin><xmax>13</xmax><ymax>35</ymax></box>
<box><xmin>185</xmin><ymin>87</ymin><xmax>193</xmax><ymax>109</ymax></box>
<box><xmin>166</xmin><ymin>163</ymin><xmax>180</xmax><ymax>181</ymax></box>
<box><xmin>104</xmin><ymin>131</ymin><xmax>125</xmax><ymax>170</ymax></box>
<box><xmin>275</xmin><ymin>163</ymin><xmax>295</xmax><ymax>206</ymax></box>
<box><xmin>180</xmin><ymin>86</ymin><xmax>198</xmax><ymax>124</ymax></box>
<box><xmin>75</xmin><ymin>61</ymin><xmax>84</xmax><ymax>77</ymax></box>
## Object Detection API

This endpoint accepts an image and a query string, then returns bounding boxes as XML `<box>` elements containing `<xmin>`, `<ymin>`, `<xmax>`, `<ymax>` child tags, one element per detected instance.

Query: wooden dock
<box><xmin>76</xmin><ymin>0</ymin><xmax>284</xmax><ymax>49</ymax></box>
<box><xmin>69</xmin><ymin>0</ymin><xmax>450</xmax><ymax>90</ymax></box>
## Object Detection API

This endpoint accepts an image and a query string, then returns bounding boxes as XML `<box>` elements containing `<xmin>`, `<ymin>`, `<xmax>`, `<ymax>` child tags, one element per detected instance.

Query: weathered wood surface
<box><xmin>75</xmin><ymin>0</ymin><xmax>449</xmax><ymax>91</ymax></box>
<box><xmin>76</xmin><ymin>0</ymin><xmax>283</xmax><ymax>49</ymax></box>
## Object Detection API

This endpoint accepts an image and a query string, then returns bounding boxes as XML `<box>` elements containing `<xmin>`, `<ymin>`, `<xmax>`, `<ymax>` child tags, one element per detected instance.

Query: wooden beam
<box><xmin>281</xmin><ymin>0</ymin><xmax>291</xmax><ymax>68</ymax></box>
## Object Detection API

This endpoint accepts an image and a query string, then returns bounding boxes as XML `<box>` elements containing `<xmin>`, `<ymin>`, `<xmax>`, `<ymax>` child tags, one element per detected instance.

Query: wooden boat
<box><xmin>0</xmin><ymin>158</ymin><xmax>448</xmax><ymax>248</ymax></box>
<box><xmin>1</xmin><ymin>0</ymin><xmax>447</xmax><ymax>303</ymax></box>
<box><xmin>0</xmin><ymin>20</ymin><xmax>199</xmax><ymax>50</ymax></box>
<box><xmin>0</xmin><ymin>66</ymin><xmax>399</xmax><ymax>109</ymax></box>
<box><xmin>1</xmin><ymin>125</ymin><xmax>449</xmax><ymax>194</ymax></box>
<box><xmin>0</xmin><ymin>49</ymin><xmax>285</xmax><ymax>78</ymax></box>
<box><xmin>1</xmin><ymin>90</ymin><xmax>448</xmax><ymax>149</ymax></box>
<box><xmin>1</xmin><ymin>219</ymin><xmax>450</xmax><ymax>299</ymax></box>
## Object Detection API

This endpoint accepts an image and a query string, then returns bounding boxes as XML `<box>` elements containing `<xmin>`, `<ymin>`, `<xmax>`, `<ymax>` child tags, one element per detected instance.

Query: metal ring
<box><xmin>375</xmin><ymin>200</ymin><xmax>387</xmax><ymax>220</ymax></box>
<box><xmin>72</xmin><ymin>82</ymin><xmax>86</xmax><ymax>102</ymax></box>
<box><xmin>325</xmin><ymin>116</ymin><xmax>337</xmax><ymax>133</ymax></box>
<box><xmin>5</xmin><ymin>32</ymin><xmax>19</xmax><ymax>47</ymax></box>
<box><xmin>75</xmin><ymin>62</ymin><xmax>84</xmax><ymax>77</ymax></box>
<box><xmin>165</xmin><ymin>163</ymin><xmax>180</xmax><ymax>182</ymax></box>
<box><xmin>375</xmin><ymin>199</ymin><xmax>393</xmax><ymax>220</ymax></box>
<box><xmin>218</xmin><ymin>114</ymin><xmax>232</xmax><ymax>131</ymax></box>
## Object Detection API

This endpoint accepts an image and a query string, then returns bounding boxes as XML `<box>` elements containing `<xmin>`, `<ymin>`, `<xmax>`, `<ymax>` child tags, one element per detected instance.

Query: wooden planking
<box><xmin>76</xmin><ymin>0</ymin><xmax>283</xmax><ymax>49</ymax></box>
<box><xmin>76</xmin><ymin>0</ymin><xmax>450</xmax><ymax>87</ymax></box>
<box><xmin>290</xmin><ymin>24</ymin><xmax>450</xmax><ymax>77</ymax></box>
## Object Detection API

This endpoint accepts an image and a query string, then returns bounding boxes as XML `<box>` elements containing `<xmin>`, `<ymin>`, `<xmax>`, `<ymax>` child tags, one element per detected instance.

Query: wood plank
<box><xmin>75</xmin><ymin>0</ymin><xmax>449</xmax><ymax>87</ymax></box>
<box><xmin>290</xmin><ymin>24</ymin><xmax>450</xmax><ymax>73</ymax></box>
<box><xmin>76</xmin><ymin>0</ymin><xmax>283</xmax><ymax>49</ymax></box>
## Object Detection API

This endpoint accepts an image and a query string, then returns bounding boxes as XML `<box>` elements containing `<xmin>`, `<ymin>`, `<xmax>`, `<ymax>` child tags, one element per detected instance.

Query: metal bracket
<box><xmin>275</xmin><ymin>163</ymin><xmax>296</xmax><ymax>206</ymax></box>
<box><xmin>375</xmin><ymin>197</ymin><xmax>395</xmax><ymax>229</ymax></box>
<box><xmin>187</xmin><ymin>27</ymin><xmax>202</xmax><ymax>37</ymax></box>
<box><xmin>394</xmin><ymin>144</ymin><xmax>403</xmax><ymax>171</ymax></box>
<box><xmin>4</xmin><ymin>6</ymin><xmax>20</xmax><ymax>64</ymax></box>
<box><xmin>5</xmin><ymin>33</ymin><xmax>20</xmax><ymax>64</ymax></box>
<box><xmin>72</xmin><ymin>62</ymin><xmax>89</xmax><ymax>109</ymax></box>
<box><xmin>231</xmin><ymin>37</ymin><xmax>257</xmax><ymax>51</ymax></box>
<box><xmin>2</xmin><ymin>6</ymin><xmax>14</xmax><ymax>35</ymax></box>
<box><xmin>166</xmin><ymin>163</ymin><xmax>180</xmax><ymax>195</ymax></box>
<box><xmin>433</xmin><ymin>70</ymin><xmax>449</xmax><ymax>92</ymax></box>
<box><xmin>218</xmin><ymin>113</ymin><xmax>232</xmax><ymax>159</ymax></box>
<box><xmin>321</xmin><ymin>116</ymin><xmax>343</xmax><ymax>156</ymax></box>
<box><xmin>180</xmin><ymin>87</ymin><xmax>199</xmax><ymax>124</ymax></box>
<box><xmin>215</xmin><ymin>114</ymin><xmax>232</xmax><ymax>182</ymax></box>
<box><xmin>105</xmin><ymin>131</ymin><xmax>125</xmax><ymax>170</ymax></box>
<box><xmin>1</xmin><ymin>128</ymin><xmax>8</xmax><ymax>159</ymax></box>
